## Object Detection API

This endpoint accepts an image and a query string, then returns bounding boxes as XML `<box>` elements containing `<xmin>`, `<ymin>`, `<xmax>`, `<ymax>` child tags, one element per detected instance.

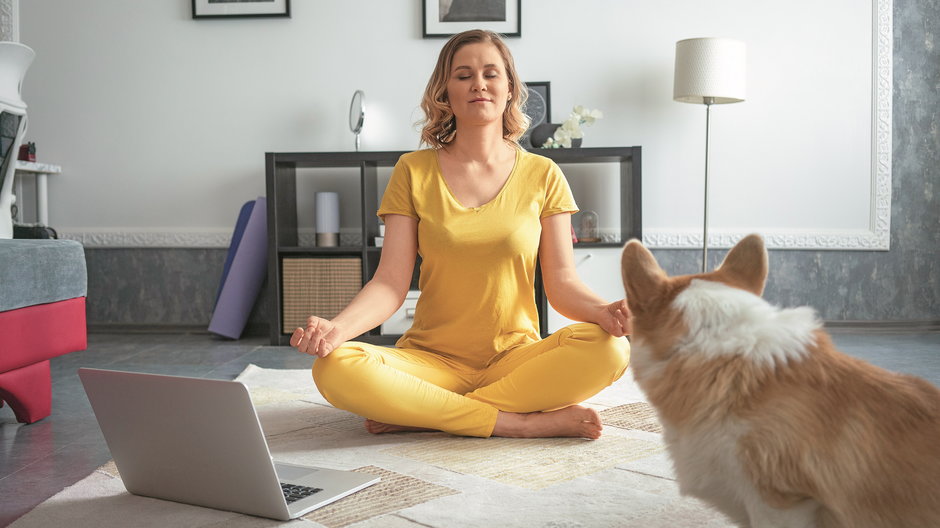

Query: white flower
<box><xmin>541</xmin><ymin>105</ymin><xmax>603</xmax><ymax>148</ymax></box>
<box><xmin>560</xmin><ymin>119</ymin><xmax>583</xmax><ymax>138</ymax></box>
<box><xmin>552</xmin><ymin>126</ymin><xmax>573</xmax><ymax>148</ymax></box>
<box><xmin>575</xmin><ymin>106</ymin><xmax>603</xmax><ymax>125</ymax></box>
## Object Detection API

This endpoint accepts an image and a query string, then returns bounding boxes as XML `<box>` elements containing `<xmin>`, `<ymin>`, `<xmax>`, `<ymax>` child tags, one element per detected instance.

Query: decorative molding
<box><xmin>60</xmin><ymin>231</ymin><xmax>233</xmax><ymax>248</ymax></box>
<box><xmin>647</xmin><ymin>0</ymin><xmax>892</xmax><ymax>251</ymax></box>
<box><xmin>872</xmin><ymin>0</ymin><xmax>893</xmax><ymax>248</ymax></box>
<box><xmin>643</xmin><ymin>229</ymin><xmax>889</xmax><ymax>251</ymax></box>
<box><xmin>0</xmin><ymin>0</ymin><xmax>18</xmax><ymax>42</ymax></box>
<box><xmin>59</xmin><ymin>228</ymin><xmax>366</xmax><ymax>248</ymax></box>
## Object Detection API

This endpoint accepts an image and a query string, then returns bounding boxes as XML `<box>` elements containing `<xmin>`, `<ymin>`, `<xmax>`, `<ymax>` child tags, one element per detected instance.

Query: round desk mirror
<box><xmin>349</xmin><ymin>90</ymin><xmax>365</xmax><ymax>151</ymax></box>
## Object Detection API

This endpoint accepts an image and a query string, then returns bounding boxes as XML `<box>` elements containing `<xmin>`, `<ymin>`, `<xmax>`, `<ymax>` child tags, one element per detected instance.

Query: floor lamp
<box><xmin>673</xmin><ymin>37</ymin><xmax>746</xmax><ymax>272</ymax></box>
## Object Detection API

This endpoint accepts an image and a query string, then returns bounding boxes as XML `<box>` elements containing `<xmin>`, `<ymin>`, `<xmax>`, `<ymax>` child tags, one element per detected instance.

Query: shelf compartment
<box><xmin>280</xmin><ymin>256</ymin><xmax>362</xmax><ymax>334</ymax></box>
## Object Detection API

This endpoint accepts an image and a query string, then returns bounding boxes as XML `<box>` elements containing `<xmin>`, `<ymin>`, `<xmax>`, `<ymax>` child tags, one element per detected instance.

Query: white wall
<box><xmin>18</xmin><ymin>0</ymin><xmax>881</xmax><ymax>249</ymax></box>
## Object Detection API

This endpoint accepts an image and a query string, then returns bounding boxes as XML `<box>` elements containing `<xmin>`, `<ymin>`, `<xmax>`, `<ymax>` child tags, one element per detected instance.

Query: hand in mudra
<box><xmin>599</xmin><ymin>299</ymin><xmax>631</xmax><ymax>337</ymax></box>
<box><xmin>290</xmin><ymin>316</ymin><xmax>342</xmax><ymax>358</ymax></box>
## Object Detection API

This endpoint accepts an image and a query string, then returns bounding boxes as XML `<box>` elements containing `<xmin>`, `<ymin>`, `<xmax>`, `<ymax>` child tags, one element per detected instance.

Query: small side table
<box><xmin>13</xmin><ymin>161</ymin><xmax>62</xmax><ymax>226</ymax></box>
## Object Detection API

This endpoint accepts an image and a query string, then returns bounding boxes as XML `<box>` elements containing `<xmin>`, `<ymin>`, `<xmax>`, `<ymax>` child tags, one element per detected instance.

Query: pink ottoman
<box><xmin>0</xmin><ymin>239</ymin><xmax>87</xmax><ymax>423</ymax></box>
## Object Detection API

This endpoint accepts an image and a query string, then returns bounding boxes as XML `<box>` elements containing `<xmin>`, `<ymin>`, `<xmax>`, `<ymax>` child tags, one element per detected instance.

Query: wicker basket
<box><xmin>281</xmin><ymin>257</ymin><xmax>362</xmax><ymax>334</ymax></box>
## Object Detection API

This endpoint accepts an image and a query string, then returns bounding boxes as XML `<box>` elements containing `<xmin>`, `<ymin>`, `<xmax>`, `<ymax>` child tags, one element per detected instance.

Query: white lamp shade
<box><xmin>674</xmin><ymin>37</ymin><xmax>746</xmax><ymax>105</ymax></box>
<box><xmin>315</xmin><ymin>192</ymin><xmax>340</xmax><ymax>233</ymax></box>
<box><xmin>0</xmin><ymin>42</ymin><xmax>34</xmax><ymax>113</ymax></box>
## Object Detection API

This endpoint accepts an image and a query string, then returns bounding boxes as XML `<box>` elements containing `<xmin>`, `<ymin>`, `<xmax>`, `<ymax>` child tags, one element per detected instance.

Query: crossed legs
<box><xmin>311</xmin><ymin>323</ymin><xmax>630</xmax><ymax>438</ymax></box>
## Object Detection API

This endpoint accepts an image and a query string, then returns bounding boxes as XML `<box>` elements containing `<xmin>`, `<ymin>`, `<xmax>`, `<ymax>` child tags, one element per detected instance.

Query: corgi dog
<box><xmin>620</xmin><ymin>234</ymin><xmax>940</xmax><ymax>528</ymax></box>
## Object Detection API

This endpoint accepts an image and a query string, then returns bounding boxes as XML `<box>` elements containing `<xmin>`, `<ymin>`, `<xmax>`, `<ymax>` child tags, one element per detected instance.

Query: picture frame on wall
<box><xmin>520</xmin><ymin>81</ymin><xmax>550</xmax><ymax>149</ymax></box>
<box><xmin>524</xmin><ymin>81</ymin><xmax>551</xmax><ymax>125</ymax></box>
<box><xmin>423</xmin><ymin>0</ymin><xmax>521</xmax><ymax>38</ymax></box>
<box><xmin>192</xmin><ymin>0</ymin><xmax>290</xmax><ymax>19</ymax></box>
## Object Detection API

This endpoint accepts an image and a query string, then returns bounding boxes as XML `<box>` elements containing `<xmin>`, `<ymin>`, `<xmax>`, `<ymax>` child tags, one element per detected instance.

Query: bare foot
<box><xmin>492</xmin><ymin>405</ymin><xmax>603</xmax><ymax>439</ymax></box>
<box><xmin>364</xmin><ymin>419</ymin><xmax>436</xmax><ymax>434</ymax></box>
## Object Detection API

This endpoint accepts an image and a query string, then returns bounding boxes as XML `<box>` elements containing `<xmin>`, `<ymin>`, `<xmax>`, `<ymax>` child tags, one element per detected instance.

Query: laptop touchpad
<box><xmin>276</xmin><ymin>464</ymin><xmax>320</xmax><ymax>481</ymax></box>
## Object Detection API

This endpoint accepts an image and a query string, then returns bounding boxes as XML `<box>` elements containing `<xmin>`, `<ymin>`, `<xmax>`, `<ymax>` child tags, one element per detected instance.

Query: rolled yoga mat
<box><xmin>208</xmin><ymin>197</ymin><xmax>267</xmax><ymax>339</ymax></box>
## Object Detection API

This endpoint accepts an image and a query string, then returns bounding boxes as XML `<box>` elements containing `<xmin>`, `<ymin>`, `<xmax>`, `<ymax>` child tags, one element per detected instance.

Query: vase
<box><xmin>529</xmin><ymin>123</ymin><xmax>582</xmax><ymax>149</ymax></box>
<box><xmin>315</xmin><ymin>192</ymin><xmax>340</xmax><ymax>247</ymax></box>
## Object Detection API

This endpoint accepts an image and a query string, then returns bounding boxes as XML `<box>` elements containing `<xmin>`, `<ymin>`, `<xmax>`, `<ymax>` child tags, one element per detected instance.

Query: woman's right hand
<box><xmin>290</xmin><ymin>316</ymin><xmax>343</xmax><ymax>358</ymax></box>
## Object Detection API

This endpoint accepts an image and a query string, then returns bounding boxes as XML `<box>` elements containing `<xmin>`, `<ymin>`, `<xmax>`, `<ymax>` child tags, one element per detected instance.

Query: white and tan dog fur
<box><xmin>620</xmin><ymin>234</ymin><xmax>940</xmax><ymax>528</ymax></box>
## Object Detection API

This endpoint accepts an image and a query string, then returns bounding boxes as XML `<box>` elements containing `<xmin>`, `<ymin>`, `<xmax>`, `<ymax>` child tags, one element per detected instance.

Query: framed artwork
<box><xmin>524</xmin><ymin>81</ymin><xmax>550</xmax><ymax>126</ymax></box>
<box><xmin>423</xmin><ymin>0</ymin><xmax>521</xmax><ymax>38</ymax></box>
<box><xmin>520</xmin><ymin>81</ymin><xmax>550</xmax><ymax>149</ymax></box>
<box><xmin>192</xmin><ymin>0</ymin><xmax>290</xmax><ymax>19</ymax></box>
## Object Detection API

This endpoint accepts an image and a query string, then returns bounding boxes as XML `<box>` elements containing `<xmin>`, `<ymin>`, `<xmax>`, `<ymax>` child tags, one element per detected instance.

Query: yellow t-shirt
<box><xmin>377</xmin><ymin>148</ymin><xmax>578</xmax><ymax>369</ymax></box>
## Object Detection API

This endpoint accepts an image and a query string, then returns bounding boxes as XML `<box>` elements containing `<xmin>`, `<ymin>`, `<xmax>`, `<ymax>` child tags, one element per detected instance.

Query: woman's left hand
<box><xmin>598</xmin><ymin>299</ymin><xmax>631</xmax><ymax>337</ymax></box>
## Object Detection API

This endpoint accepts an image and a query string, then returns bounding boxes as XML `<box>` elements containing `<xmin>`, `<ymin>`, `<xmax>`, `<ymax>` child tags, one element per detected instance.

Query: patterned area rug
<box><xmin>11</xmin><ymin>365</ymin><xmax>732</xmax><ymax>528</ymax></box>
<box><xmin>599</xmin><ymin>402</ymin><xmax>664</xmax><ymax>434</ymax></box>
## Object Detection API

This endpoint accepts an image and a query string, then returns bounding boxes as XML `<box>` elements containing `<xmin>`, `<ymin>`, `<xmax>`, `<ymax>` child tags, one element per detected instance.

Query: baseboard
<box><xmin>87</xmin><ymin>322</ymin><xmax>270</xmax><ymax>338</ymax></box>
<box><xmin>823</xmin><ymin>320</ymin><xmax>940</xmax><ymax>333</ymax></box>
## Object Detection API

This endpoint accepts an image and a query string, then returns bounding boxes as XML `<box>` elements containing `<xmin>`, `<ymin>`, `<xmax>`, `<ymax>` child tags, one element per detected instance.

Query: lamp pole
<box><xmin>702</xmin><ymin>97</ymin><xmax>714</xmax><ymax>273</ymax></box>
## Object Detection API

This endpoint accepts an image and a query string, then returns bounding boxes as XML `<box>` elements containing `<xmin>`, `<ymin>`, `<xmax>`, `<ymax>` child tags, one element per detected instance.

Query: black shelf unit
<box><xmin>265</xmin><ymin>147</ymin><xmax>641</xmax><ymax>346</ymax></box>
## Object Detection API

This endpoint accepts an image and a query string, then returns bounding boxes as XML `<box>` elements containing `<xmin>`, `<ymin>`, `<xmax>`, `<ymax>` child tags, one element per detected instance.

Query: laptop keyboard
<box><xmin>281</xmin><ymin>482</ymin><xmax>323</xmax><ymax>504</ymax></box>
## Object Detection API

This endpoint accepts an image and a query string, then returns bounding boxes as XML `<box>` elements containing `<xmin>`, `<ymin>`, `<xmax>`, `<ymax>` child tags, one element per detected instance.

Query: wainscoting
<box><xmin>82</xmin><ymin>242</ymin><xmax>938</xmax><ymax>338</ymax></box>
<box><xmin>83</xmin><ymin>247</ymin><xmax>269</xmax><ymax>335</ymax></box>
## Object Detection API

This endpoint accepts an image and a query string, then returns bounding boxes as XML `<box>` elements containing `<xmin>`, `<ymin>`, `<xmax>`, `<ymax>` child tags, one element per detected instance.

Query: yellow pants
<box><xmin>311</xmin><ymin>323</ymin><xmax>630</xmax><ymax>437</ymax></box>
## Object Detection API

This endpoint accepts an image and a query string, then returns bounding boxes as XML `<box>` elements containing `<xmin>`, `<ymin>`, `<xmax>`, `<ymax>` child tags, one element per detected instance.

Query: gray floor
<box><xmin>2</xmin><ymin>330</ymin><xmax>940</xmax><ymax>527</ymax></box>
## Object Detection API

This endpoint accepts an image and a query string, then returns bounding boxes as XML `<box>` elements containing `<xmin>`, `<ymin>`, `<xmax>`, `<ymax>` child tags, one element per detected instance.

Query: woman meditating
<box><xmin>291</xmin><ymin>29</ymin><xmax>630</xmax><ymax>439</ymax></box>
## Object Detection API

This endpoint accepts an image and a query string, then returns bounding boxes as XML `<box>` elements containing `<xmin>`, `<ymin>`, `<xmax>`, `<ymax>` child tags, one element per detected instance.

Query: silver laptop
<box><xmin>78</xmin><ymin>367</ymin><xmax>379</xmax><ymax>521</ymax></box>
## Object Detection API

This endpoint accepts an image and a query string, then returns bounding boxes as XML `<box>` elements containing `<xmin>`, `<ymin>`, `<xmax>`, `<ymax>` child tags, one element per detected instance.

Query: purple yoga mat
<box><xmin>208</xmin><ymin>197</ymin><xmax>267</xmax><ymax>339</ymax></box>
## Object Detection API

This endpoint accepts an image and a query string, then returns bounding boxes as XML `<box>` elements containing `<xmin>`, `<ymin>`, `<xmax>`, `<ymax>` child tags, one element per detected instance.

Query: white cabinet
<box><xmin>545</xmin><ymin>248</ymin><xmax>626</xmax><ymax>333</ymax></box>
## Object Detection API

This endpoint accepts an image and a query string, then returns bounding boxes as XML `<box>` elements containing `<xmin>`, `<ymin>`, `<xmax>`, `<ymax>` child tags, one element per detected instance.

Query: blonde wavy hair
<box><xmin>419</xmin><ymin>30</ymin><xmax>529</xmax><ymax>149</ymax></box>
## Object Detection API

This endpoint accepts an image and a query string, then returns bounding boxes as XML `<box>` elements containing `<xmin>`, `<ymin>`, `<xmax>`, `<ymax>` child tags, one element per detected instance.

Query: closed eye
<box><xmin>455</xmin><ymin>74</ymin><xmax>499</xmax><ymax>81</ymax></box>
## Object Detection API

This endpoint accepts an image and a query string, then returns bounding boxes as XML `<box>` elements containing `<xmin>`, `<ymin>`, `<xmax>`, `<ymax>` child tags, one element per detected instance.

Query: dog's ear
<box><xmin>716</xmin><ymin>233</ymin><xmax>768</xmax><ymax>296</ymax></box>
<box><xmin>622</xmin><ymin>239</ymin><xmax>667</xmax><ymax>310</ymax></box>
